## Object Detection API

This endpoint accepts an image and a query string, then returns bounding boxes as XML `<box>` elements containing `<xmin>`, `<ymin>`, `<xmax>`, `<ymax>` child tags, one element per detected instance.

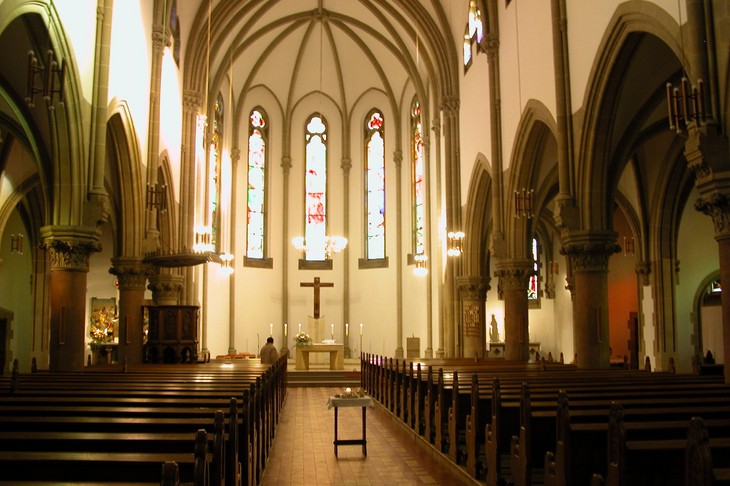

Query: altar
<box><xmin>296</xmin><ymin>344</ymin><xmax>345</xmax><ymax>370</ymax></box>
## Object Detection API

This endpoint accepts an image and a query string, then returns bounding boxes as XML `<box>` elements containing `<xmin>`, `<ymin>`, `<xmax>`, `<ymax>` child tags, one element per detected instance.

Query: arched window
<box><xmin>528</xmin><ymin>237</ymin><xmax>539</xmax><ymax>301</ymax></box>
<box><xmin>365</xmin><ymin>110</ymin><xmax>385</xmax><ymax>260</ymax></box>
<box><xmin>304</xmin><ymin>114</ymin><xmax>328</xmax><ymax>261</ymax></box>
<box><xmin>411</xmin><ymin>98</ymin><xmax>425</xmax><ymax>255</ymax></box>
<box><xmin>463</xmin><ymin>0</ymin><xmax>485</xmax><ymax>70</ymax></box>
<box><xmin>209</xmin><ymin>93</ymin><xmax>223</xmax><ymax>252</ymax></box>
<box><xmin>246</xmin><ymin>108</ymin><xmax>268</xmax><ymax>259</ymax></box>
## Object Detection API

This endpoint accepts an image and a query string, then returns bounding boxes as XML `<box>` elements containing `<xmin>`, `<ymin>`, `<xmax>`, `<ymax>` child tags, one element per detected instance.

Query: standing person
<box><xmin>259</xmin><ymin>336</ymin><xmax>279</xmax><ymax>364</ymax></box>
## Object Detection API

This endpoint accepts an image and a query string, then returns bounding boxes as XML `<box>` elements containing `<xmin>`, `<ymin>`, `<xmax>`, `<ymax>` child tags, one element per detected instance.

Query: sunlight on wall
<box><xmin>53</xmin><ymin>0</ymin><xmax>96</xmax><ymax>99</ymax></box>
<box><xmin>160</xmin><ymin>49</ymin><xmax>182</xmax><ymax>195</ymax></box>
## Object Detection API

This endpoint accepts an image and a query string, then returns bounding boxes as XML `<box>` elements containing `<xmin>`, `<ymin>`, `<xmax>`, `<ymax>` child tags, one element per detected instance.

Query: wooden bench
<box><xmin>1</xmin><ymin>354</ymin><xmax>288</xmax><ymax>485</ymax></box>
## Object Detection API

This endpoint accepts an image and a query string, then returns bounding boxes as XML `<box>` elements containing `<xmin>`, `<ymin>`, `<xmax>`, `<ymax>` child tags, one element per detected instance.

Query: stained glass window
<box><xmin>528</xmin><ymin>237</ymin><xmax>539</xmax><ymax>300</ymax></box>
<box><xmin>411</xmin><ymin>98</ymin><xmax>425</xmax><ymax>255</ymax></box>
<box><xmin>246</xmin><ymin>107</ymin><xmax>267</xmax><ymax>259</ymax></box>
<box><xmin>209</xmin><ymin>93</ymin><xmax>223</xmax><ymax>252</ymax></box>
<box><xmin>365</xmin><ymin>110</ymin><xmax>385</xmax><ymax>260</ymax></box>
<box><xmin>463</xmin><ymin>0</ymin><xmax>485</xmax><ymax>68</ymax></box>
<box><xmin>305</xmin><ymin>114</ymin><xmax>328</xmax><ymax>261</ymax></box>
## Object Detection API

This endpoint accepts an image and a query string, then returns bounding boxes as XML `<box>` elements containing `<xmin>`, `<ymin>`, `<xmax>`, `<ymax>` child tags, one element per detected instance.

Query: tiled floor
<box><xmin>260</xmin><ymin>387</ymin><xmax>472</xmax><ymax>486</ymax></box>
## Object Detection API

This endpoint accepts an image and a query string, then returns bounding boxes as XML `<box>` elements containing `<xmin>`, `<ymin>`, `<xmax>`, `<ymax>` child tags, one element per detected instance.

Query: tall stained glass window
<box><xmin>411</xmin><ymin>98</ymin><xmax>425</xmax><ymax>255</ymax></box>
<box><xmin>305</xmin><ymin>114</ymin><xmax>328</xmax><ymax>261</ymax></box>
<box><xmin>528</xmin><ymin>237</ymin><xmax>539</xmax><ymax>300</ymax></box>
<box><xmin>463</xmin><ymin>0</ymin><xmax>485</xmax><ymax>68</ymax></box>
<box><xmin>209</xmin><ymin>93</ymin><xmax>223</xmax><ymax>252</ymax></box>
<box><xmin>246</xmin><ymin>108</ymin><xmax>267</xmax><ymax>259</ymax></box>
<box><xmin>365</xmin><ymin>110</ymin><xmax>385</xmax><ymax>260</ymax></box>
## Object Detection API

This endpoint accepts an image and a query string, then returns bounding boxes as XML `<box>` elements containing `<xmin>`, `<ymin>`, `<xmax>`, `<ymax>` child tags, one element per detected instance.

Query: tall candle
<box><xmin>298</xmin><ymin>323</ymin><xmax>302</xmax><ymax>333</ymax></box>
<box><xmin>270</xmin><ymin>323</ymin><xmax>273</xmax><ymax>336</ymax></box>
<box><xmin>284</xmin><ymin>323</ymin><xmax>288</xmax><ymax>336</ymax></box>
<box><xmin>345</xmin><ymin>323</ymin><xmax>349</xmax><ymax>336</ymax></box>
<box><xmin>360</xmin><ymin>323</ymin><xmax>363</xmax><ymax>336</ymax></box>
<box><xmin>331</xmin><ymin>323</ymin><xmax>334</xmax><ymax>336</ymax></box>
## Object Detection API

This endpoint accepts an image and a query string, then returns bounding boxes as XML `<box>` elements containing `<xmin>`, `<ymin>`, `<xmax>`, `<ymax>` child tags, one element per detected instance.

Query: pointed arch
<box><xmin>462</xmin><ymin>153</ymin><xmax>492</xmax><ymax>278</ymax></box>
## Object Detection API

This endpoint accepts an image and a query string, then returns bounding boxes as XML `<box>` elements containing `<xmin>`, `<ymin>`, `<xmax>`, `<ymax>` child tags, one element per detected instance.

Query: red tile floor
<box><xmin>260</xmin><ymin>386</ymin><xmax>477</xmax><ymax>485</ymax></box>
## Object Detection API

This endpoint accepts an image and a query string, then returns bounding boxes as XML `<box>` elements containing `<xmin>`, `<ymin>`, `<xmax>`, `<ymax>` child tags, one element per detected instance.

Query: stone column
<box><xmin>41</xmin><ymin>227</ymin><xmax>101</xmax><ymax>371</ymax></box>
<box><xmin>495</xmin><ymin>261</ymin><xmax>532</xmax><ymax>361</ymax></box>
<box><xmin>110</xmin><ymin>257</ymin><xmax>151</xmax><ymax>365</ymax></box>
<box><xmin>695</xmin><ymin>193</ymin><xmax>730</xmax><ymax>384</ymax></box>
<box><xmin>148</xmin><ymin>273</ymin><xmax>185</xmax><ymax>305</ymax></box>
<box><xmin>685</xmin><ymin>126</ymin><xmax>730</xmax><ymax>384</ymax></box>
<box><xmin>457</xmin><ymin>276</ymin><xmax>489</xmax><ymax>358</ymax></box>
<box><xmin>561</xmin><ymin>231</ymin><xmax>620</xmax><ymax>369</ymax></box>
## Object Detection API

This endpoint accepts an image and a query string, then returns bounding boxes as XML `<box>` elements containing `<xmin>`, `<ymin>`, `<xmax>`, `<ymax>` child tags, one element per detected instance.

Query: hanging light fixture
<box><xmin>292</xmin><ymin>235</ymin><xmax>348</xmax><ymax>259</ymax></box>
<box><xmin>413</xmin><ymin>253</ymin><xmax>428</xmax><ymax>276</ymax></box>
<box><xmin>447</xmin><ymin>231</ymin><xmax>464</xmax><ymax>257</ymax></box>
<box><xmin>514</xmin><ymin>188</ymin><xmax>534</xmax><ymax>219</ymax></box>
<box><xmin>26</xmin><ymin>48</ymin><xmax>65</xmax><ymax>109</ymax></box>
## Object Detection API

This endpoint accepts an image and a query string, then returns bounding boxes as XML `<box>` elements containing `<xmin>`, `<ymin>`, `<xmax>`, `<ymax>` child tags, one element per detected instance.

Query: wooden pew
<box><xmin>0</xmin><ymin>354</ymin><xmax>287</xmax><ymax>485</ymax></box>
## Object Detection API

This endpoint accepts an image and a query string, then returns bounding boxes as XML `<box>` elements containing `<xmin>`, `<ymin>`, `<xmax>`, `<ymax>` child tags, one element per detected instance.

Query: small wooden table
<box><xmin>295</xmin><ymin>344</ymin><xmax>345</xmax><ymax>370</ymax></box>
<box><xmin>326</xmin><ymin>395</ymin><xmax>374</xmax><ymax>457</ymax></box>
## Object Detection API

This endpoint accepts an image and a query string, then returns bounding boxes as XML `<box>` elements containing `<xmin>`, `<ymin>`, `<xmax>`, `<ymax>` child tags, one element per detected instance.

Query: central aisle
<box><xmin>260</xmin><ymin>386</ymin><xmax>475</xmax><ymax>485</ymax></box>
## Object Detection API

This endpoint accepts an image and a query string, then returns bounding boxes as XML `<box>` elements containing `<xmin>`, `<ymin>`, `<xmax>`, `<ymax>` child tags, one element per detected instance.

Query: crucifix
<box><xmin>300</xmin><ymin>276</ymin><xmax>334</xmax><ymax>319</ymax></box>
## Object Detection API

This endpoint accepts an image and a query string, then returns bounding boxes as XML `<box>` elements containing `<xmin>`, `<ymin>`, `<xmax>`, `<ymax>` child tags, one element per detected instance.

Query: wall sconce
<box><xmin>25</xmin><ymin>50</ymin><xmax>65</xmax><ymax>109</ymax></box>
<box><xmin>447</xmin><ymin>231</ymin><xmax>464</xmax><ymax>257</ymax></box>
<box><xmin>514</xmin><ymin>188</ymin><xmax>534</xmax><ymax>219</ymax></box>
<box><xmin>10</xmin><ymin>234</ymin><xmax>24</xmax><ymax>255</ymax></box>
<box><xmin>292</xmin><ymin>235</ymin><xmax>348</xmax><ymax>259</ymax></box>
<box><xmin>146</xmin><ymin>183</ymin><xmax>167</xmax><ymax>213</ymax></box>
<box><xmin>666</xmin><ymin>78</ymin><xmax>706</xmax><ymax>134</ymax></box>
<box><xmin>194</xmin><ymin>226</ymin><xmax>214</xmax><ymax>253</ymax></box>
<box><xmin>413</xmin><ymin>253</ymin><xmax>428</xmax><ymax>277</ymax></box>
<box><xmin>623</xmin><ymin>236</ymin><xmax>635</xmax><ymax>256</ymax></box>
<box><xmin>219</xmin><ymin>253</ymin><xmax>234</xmax><ymax>275</ymax></box>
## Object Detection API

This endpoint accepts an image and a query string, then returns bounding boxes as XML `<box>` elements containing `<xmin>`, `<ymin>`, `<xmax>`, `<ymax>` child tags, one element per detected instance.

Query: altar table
<box><xmin>295</xmin><ymin>343</ymin><xmax>345</xmax><ymax>370</ymax></box>
<box><xmin>326</xmin><ymin>395</ymin><xmax>374</xmax><ymax>457</ymax></box>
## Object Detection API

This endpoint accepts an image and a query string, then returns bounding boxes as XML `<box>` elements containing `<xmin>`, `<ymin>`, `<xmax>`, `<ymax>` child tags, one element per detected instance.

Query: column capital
<box><xmin>559</xmin><ymin>230</ymin><xmax>620</xmax><ymax>273</ymax></box>
<box><xmin>148</xmin><ymin>274</ymin><xmax>185</xmax><ymax>305</ymax></box>
<box><xmin>635</xmin><ymin>261</ymin><xmax>651</xmax><ymax>286</ymax></box>
<box><xmin>456</xmin><ymin>275</ymin><xmax>490</xmax><ymax>301</ymax></box>
<box><xmin>494</xmin><ymin>260</ymin><xmax>532</xmax><ymax>293</ymax></box>
<box><xmin>440</xmin><ymin>95</ymin><xmax>460</xmax><ymax>115</ymax></box>
<box><xmin>341</xmin><ymin>157</ymin><xmax>352</xmax><ymax>174</ymax></box>
<box><xmin>182</xmin><ymin>90</ymin><xmax>202</xmax><ymax>113</ymax></box>
<box><xmin>110</xmin><ymin>257</ymin><xmax>152</xmax><ymax>291</ymax></box>
<box><xmin>696</xmin><ymin>192</ymin><xmax>730</xmax><ymax>241</ymax></box>
<box><xmin>40</xmin><ymin>226</ymin><xmax>102</xmax><ymax>272</ymax></box>
<box><xmin>281</xmin><ymin>156</ymin><xmax>292</xmax><ymax>170</ymax></box>
<box><xmin>684</xmin><ymin>125</ymin><xmax>729</xmax><ymax>182</ymax></box>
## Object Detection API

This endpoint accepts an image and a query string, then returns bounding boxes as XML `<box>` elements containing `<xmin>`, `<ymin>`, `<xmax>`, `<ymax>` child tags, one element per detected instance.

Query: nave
<box><xmin>261</xmin><ymin>386</ymin><xmax>472</xmax><ymax>486</ymax></box>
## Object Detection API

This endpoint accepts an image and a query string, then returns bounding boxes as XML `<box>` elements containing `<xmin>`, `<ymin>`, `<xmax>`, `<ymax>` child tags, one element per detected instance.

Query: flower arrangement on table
<box><xmin>294</xmin><ymin>331</ymin><xmax>312</xmax><ymax>348</ymax></box>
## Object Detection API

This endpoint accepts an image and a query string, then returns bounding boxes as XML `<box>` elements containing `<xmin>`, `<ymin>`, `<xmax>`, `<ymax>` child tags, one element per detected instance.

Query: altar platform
<box><xmin>287</xmin><ymin>357</ymin><xmax>361</xmax><ymax>387</ymax></box>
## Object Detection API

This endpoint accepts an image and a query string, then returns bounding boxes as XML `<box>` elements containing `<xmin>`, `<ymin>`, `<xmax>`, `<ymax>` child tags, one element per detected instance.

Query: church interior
<box><xmin>1</xmin><ymin>0</ymin><xmax>730</xmax><ymax>484</ymax></box>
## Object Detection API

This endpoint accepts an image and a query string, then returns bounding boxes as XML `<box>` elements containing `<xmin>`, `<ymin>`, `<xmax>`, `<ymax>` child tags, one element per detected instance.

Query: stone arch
<box><xmin>106</xmin><ymin>101</ymin><xmax>144</xmax><ymax>258</ymax></box>
<box><xmin>462</xmin><ymin>153</ymin><xmax>492</xmax><ymax>279</ymax></box>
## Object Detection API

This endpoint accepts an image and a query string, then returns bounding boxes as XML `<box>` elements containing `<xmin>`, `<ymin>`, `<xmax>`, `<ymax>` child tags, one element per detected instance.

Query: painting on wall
<box><xmin>89</xmin><ymin>297</ymin><xmax>117</xmax><ymax>344</ymax></box>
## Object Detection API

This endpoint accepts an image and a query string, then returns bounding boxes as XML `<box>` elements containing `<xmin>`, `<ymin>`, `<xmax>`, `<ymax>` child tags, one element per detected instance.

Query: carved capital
<box><xmin>341</xmin><ymin>157</ymin><xmax>352</xmax><ymax>174</ymax></box>
<box><xmin>560</xmin><ymin>230</ymin><xmax>620</xmax><ymax>273</ymax></box>
<box><xmin>456</xmin><ymin>275</ymin><xmax>489</xmax><ymax>301</ymax></box>
<box><xmin>494</xmin><ymin>261</ymin><xmax>532</xmax><ymax>293</ymax></box>
<box><xmin>152</xmin><ymin>26</ymin><xmax>168</xmax><ymax>52</ymax></box>
<box><xmin>695</xmin><ymin>192</ymin><xmax>730</xmax><ymax>240</ymax></box>
<box><xmin>230</xmin><ymin>148</ymin><xmax>241</xmax><ymax>165</ymax></box>
<box><xmin>440</xmin><ymin>95</ymin><xmax>460</xmax><ymax>115</ymax></box>
<box><xmin>635</xmin><ymin>261</ymin><xmax>651</xmax><ymax>286</ymax></box>
<box><xmin>110</xmin><ymin>257</ymin><xmax>152</xmax><ymax>291</ymax></box>
<box><xmin>281</xmin><ymin>156</ymin><xmax>292</xmax><ymax>171</ymax></box>
<box><xmin>392</xmin><ymin>150</ymin><xmax>403</xmax><ymax>169</ymax></box>
<box><xmin>182</xmin><ymin>90</ymin><xmax>202</xmax><ymax>113</ymax></box>
<box><xmin>41</xmin><ymin>227</ymin><xmax>102</xmax><ymax>272</ymax></box>
<box><xmin>148</xmin><ymin>274</ymin><xmax>185</xmax><ymax>305</ymax></box>
<box><xmin>489</xmin><ymin>231</ymin><xmax>507</xmax><ymax>259</ymax></box>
